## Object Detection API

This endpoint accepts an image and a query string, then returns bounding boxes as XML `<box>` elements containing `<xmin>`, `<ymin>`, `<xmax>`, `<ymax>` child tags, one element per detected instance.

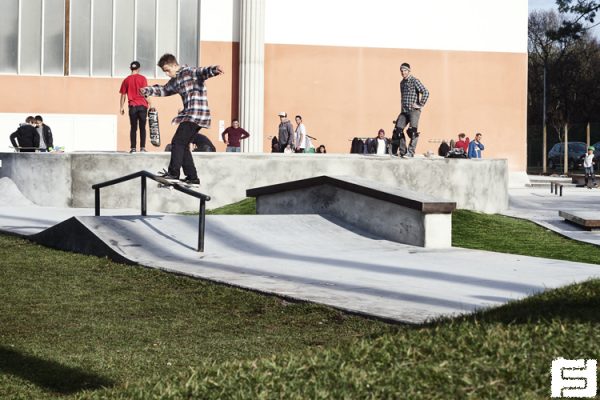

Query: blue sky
<box><xmin>528</xmin><ymin>0</ymin><xmax>559</xmax><ymax>12</ymax></box>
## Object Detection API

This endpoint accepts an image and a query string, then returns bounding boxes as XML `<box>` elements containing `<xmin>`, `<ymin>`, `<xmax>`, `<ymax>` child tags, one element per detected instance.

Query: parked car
<box><xmin>548</xmin><ymin>142</ymin><xmax>587</xmax><ymax>170</ymax></box>
<box><xmin>573</xmin><ymin>141</ymin><xmax>600</xmax><ymax>170</ymax></box>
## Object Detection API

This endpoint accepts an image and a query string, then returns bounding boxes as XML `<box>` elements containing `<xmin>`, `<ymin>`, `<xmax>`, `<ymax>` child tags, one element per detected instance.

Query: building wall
<box><xmin>200</xmin><ymin>0</ymin><xmax>528</xmax><ymax>170</ymax></box>
<box><xmin>1</xmin><ymin>0</ymin><xmax>527</xmax><ymax>170</ymax></box>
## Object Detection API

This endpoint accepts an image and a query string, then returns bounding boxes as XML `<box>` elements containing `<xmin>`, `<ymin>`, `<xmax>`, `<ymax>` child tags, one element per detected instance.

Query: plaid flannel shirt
<box><xmin>141</xmin><ymin>65</ymin><xmax>219</xmax><ymax>128</ymax></box>
<box><xmin>400</xmin><ymin>75</ymin><xmax>429</xmax><ymax>113</ymax></box>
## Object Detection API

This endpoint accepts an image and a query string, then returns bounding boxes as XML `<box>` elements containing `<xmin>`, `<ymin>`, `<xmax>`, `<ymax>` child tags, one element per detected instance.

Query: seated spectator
<box><xmin>455</xmin><ymin>133</ymin><xmax>469</xmax><ymax>152</ymax></box>
<box><xmin>191</xmin><ymin>133</ymin><xmax>216</xmax><ymax>152</ymax></box>
<box><xmin>316</xmin><ymin>144</ymin><xmax>327</xmax><ymax>153</ymax></box>
<box><xmin>368</xmin><ymin>129</ymin><xmax>390</xmax><ymax>155</ymax></box>
<box><xmin>438</xmin><ymin>140</ymin><xmax>450</xmax><ymax>157</ymax></box>
<box><xmin>468</xmin><ymin>132</ymin><xmax>485</xmax><ymax>158</ymax></box>
<box><xmin>10</xmin><ymin>116</ymin><xmax>39</xmax><ymax>152</ymax></box>
<box><xmin>271</xmin><ymin>136</ymin><xmax>280</xmax><ymax>153</ymax></box>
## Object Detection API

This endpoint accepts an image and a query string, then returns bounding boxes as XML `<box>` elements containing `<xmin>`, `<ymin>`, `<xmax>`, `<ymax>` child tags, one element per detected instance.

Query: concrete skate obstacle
<box><xmin>247</xmin><ymin>175</ymin><xmax>456</xmax><ymax>248</ymax></box>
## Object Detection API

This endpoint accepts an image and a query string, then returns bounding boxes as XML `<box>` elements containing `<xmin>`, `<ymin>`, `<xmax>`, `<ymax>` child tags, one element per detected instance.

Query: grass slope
<box><xmin>0</xmin><ymin>203</ymin><xmax>599</xmax><ymax>399</ymax></box>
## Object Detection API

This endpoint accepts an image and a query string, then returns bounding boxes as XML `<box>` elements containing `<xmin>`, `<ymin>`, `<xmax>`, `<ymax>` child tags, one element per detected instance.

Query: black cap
<box><xmin>130</xmin><ymin>61</ymin><xmax>141</xmax><ymax>70</ymax></box>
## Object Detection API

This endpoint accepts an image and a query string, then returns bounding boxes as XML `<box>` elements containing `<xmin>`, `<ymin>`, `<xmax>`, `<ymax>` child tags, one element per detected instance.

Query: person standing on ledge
<box><xmin>391</xmin><ymin>62</ymin><xmax>429</xmax><ymax>157</ymax></box>
<box><xmin>120</xmin><ymin>61</ymin><xmax>150</xmax><ymax>153</ymax></box>
<box><xmin>10</xmin><ymin>116</ymin><xmax>39</xmax><ymax>152</ymax></box>
<box><xmin>221</xmin><ymin>119</ymin><xmax>250</xmax><ymax>152</ymax></box>
<box><xmin>277</xmin><ymin>112</ymin><xmax>294</xmax><ymax>153</ymax></box>
<box><xmin>140</xmin><ymin>53</ymin><xmax>224</xmax><ymax>185</ymax></box>
<box><xmin>34</xmin><ymin>115</ymin><xmax>54</xmax><ymax>152</ymax></box>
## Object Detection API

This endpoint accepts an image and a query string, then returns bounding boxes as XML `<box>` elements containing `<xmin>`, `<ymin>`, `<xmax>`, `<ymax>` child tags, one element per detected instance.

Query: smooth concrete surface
<box><xmin>0</xmin><ymin>177</ymin><xmax>598</xmax><ymax>324</ymax></box>
<box><xmin>2</xmin><ymin>212</ymin><xmax>599</xmax><ymax>324</ymax></box>
<box><xmin>254</xmin><ymin>182</ymin><xmax>453</xmax><ymax>248</ymax></box>
<box><xmin>0</xmin><ymin>152</ymin><xmax>509</xmax><ymax>213</ymax></box>
<box><xmin>503</xmin><ymin>184</ymin><xmax>600</xmax><ymax>246</ymax></box>
<box><xmin>508</xmin><ymin>171</ymin><xmax>531</xmax><ymax>188</ymax></box>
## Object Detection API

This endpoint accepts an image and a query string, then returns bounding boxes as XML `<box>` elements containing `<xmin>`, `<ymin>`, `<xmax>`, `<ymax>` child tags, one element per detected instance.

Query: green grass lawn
<box><xmin>1</xmin><ymin>201</ymin><xmax>599</xmax><ymax>399</ymax></box>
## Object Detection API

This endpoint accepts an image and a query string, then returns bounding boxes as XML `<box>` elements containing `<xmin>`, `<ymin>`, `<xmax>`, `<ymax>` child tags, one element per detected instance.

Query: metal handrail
<box><xmin>92</xmin><ymin>170</ymin><xmax>211</xmax><ymax>252</ymax></box>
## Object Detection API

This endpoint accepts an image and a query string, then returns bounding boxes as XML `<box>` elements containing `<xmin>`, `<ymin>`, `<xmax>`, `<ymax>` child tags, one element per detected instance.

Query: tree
<box><xmin>528</xmin><ymin>9</ymin><xmax>600</xmax><ymax>170</ymax></box>
<box><xmin>553</xmin><ymin>0</ymin><xmax>600</xmax><ymax>39</ymax></box>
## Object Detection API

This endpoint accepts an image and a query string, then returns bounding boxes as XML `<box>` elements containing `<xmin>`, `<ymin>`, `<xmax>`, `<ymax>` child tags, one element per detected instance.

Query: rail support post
<box><xmin>141</xmin><ymin>176</ymin><xmax>147</xmax><ymax>216</ymax></box>
<box><xmin>95</xmin><ymin>188</ymin><xmax>100</xmax><ymax>216</ymax></box>
<box><xmin>198</xmin><ymin>199</ymin><xmax>206</xmax><ymax>252</ymax></box>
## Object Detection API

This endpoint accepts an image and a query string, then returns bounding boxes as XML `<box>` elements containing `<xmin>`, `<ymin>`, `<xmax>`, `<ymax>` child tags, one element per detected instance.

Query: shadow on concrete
<box><xmin>0</xmin><ymin>346</ymin><xmax>114</xmax><ymax>395</ymax></box>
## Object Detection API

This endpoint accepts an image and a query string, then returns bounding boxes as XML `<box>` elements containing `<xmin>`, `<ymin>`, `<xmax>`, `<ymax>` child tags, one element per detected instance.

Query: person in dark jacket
<box><xmin>277</xmin><ymin>112</ymin><xmax>294</xmax><ymax>152</ymax></box>
<box><xmin>10</xmin><ymin>116</ymin><xmax>39</xmax><ymax>152</ymax></box>
<box><xmin>191</xmin><ymin>132</ymin><xmax>216</xmax><ymax>152</ymax></box>
<box><xmin>368</xmin><ymin>129</ymin><xmax>390</xmax><ymax>155</ymax></box>
<box><xmin>34</xmin><ymin>115</ymin><xmax>54</xmax><ymax>152</ymax></box>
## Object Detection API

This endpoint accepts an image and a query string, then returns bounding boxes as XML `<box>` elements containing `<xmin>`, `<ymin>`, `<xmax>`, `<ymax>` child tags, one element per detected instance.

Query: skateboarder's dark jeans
<box><xmin>392</xmin><ymin>109</ymin><xmax>421</xmax><ymax>156</ymax></box>
<box><xmin>168</xmin><ymin>121</ymin><xmax>200</xmax><ymax>179</ymax></box>
<box><xmin>129</xmin><ymin>105</ymin><xmax>148</xmax><ymax>148</ymax></box>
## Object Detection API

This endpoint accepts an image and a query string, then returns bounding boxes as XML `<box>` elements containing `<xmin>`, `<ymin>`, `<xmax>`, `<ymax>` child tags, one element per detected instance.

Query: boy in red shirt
<box><xmin>455</xmin><ymin>133</ymin><xmax>470</xmax><ymax>152</ymax></box>
<box><xmin>119</xmin><ymin>61</ymin><xmax>150</xmax><ymax>153</ymax></box>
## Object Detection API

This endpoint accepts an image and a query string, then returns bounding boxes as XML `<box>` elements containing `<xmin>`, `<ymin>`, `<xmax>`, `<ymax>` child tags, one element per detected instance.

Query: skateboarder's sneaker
<box><xmin>140</xmin><ymin>148</ymin><xmax>147</xmax><ymax>153</ymax></box>
<box><xmin>181</xmin><ymin>177</ymin><xmax>200</xmax><ymax>185</ymax></box>
<box><xmin>157</xmin><ymin>169</ymin><xmax>179</xmax><ymax>181</ymax></box>
<box><xmin>129</xmin><ymin>148</ymin><xmax>136</xmax><ymax>153</ymax></box>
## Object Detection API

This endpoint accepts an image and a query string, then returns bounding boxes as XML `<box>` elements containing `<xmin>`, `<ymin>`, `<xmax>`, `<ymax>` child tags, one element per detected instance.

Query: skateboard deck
<box><xmin>148</xmin><ymin>108</ymin><xmax>161</xmax><ymax>147</ymax></box>
<box><xmin>154</xmin><ymin>173</ymin><xmax>200</xmax><ymax>190</ymax></box>
<box><xmin>157</xmin><ymin>181</ymin><xmax>200</xmax><ymax>190</ymax></box>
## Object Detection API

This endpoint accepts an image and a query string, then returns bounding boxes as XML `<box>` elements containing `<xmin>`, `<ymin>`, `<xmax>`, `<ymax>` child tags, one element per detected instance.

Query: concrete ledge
<box><xmin>0</xmin><ymin>152</ymin><xmax>508</xmax><ymax>213</ymax></box>
<box><xmin>559</xmin><ymin>210</ymin><xmax>600</xmax><ymax>230</ymax></box>
<box><xmin>247</xmin><ymin>175</ymin><xmax>456</xmax><ymax>248</ymax></box>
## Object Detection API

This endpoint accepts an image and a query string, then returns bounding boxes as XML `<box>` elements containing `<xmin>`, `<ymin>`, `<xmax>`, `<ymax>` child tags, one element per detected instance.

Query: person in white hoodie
<box><xmin>584</xmin><ymin>146</ymin><xmax>597</xmax><ymax>188</ymax></box>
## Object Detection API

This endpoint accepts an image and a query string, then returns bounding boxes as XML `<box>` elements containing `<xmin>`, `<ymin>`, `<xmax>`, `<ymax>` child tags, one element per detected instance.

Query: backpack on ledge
<box><xmin>446</xmin><ymin>148</ymin><xmax>468</xmax><ymax>159</ymax></box>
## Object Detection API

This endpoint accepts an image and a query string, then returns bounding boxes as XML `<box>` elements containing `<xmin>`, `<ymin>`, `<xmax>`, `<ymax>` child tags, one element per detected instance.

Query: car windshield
<box><xmin>569</xmin><ymin>143</ymin><xmax>587</xmax><ymax>152</ymax></box>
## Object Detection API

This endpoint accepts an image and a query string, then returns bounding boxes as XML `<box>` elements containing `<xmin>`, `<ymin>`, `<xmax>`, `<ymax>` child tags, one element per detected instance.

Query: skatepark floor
<box><xmin>1</xmin><ymin>177</ymin><xmax>599</xmax><ymax>324</ymax></box>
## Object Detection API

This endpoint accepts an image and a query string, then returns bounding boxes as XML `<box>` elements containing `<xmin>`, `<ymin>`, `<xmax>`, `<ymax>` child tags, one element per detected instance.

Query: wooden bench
<box><xmin>559</xmin><ymin>210</ymin><xmax>600</xmax><ymax>231</ymax></box>
<box><xmin>246</xmin><ymin>175</ymin><xmax>456</xmax><ymax>248</ymax></box>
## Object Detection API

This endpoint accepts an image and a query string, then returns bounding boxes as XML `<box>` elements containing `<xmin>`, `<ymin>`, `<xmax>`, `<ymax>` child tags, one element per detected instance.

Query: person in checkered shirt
<box><xmin>391</xmin><ymin>62</ymin><xmax>429</xmax><ymax>158</ymax></box>
<box><xmin>141</xmin><ymin>53</ymin><xmax>224</xmax><ymax>185</ymax></box>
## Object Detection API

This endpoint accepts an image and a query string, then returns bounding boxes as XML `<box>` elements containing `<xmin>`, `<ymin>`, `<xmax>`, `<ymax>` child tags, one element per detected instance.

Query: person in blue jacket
<box><xmin>468</xmin><ymin>132</ymin><xmax>485</xmax><ymax>158</ymax></box>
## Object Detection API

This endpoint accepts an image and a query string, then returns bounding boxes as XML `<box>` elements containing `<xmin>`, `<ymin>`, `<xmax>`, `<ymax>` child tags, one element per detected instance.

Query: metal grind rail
<box><xmin>92</xmin><ymin>170</ymin><xmax>211</xmax><ymax>252</ymax></box>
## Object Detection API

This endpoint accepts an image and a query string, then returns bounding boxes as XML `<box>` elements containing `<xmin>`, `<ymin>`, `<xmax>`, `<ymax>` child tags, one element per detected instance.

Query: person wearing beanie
<box><xmin>391</xmin><ymin>62</ymin><xmax>429</xmax><ymax>157</ymax></box>
<box><xmin>119</xmin><ymin>60</ymin><xmax>150</xmax><ymax>153</ymax></box>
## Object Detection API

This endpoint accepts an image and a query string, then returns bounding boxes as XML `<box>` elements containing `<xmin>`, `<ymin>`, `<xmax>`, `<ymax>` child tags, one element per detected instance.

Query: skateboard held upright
<box><xmin>148</xmin><ymin>107</ymin><xmax>161</xmax><ymax>147</ymax></box>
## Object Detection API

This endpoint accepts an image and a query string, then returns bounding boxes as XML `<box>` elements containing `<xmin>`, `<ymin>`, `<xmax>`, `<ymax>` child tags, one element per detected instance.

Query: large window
<box><xmin>71</xmin><ymin>0</ymin><xmax>200</xmax><ymax>77</ymax></box>
<box><xmin>0</xmin><ymin>0</ymin><xmax>200</xmax><ymax>77</ymax></box>
<box><xmin>0</xmin><ymin>0</ymin><xmax>65</xmax><ymax>75</ymax></box>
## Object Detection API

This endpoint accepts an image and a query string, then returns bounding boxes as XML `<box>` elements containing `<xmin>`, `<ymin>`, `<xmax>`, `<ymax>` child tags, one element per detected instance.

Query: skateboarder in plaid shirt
<box><xmin>391</xmin><ymin>62</ymin><xmax>429</xmax><ymax>157</ymax></box>
<box><xmin>140</xmin><ymin>53</ymin><xmax>224</xmax><ymax>185</ymax></box>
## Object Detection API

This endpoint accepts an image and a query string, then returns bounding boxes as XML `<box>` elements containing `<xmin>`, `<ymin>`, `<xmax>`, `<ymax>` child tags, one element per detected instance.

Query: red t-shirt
<box><xmin>455</xmin><ymin>138</ymin><xmax>469</xmax><ymax>151</ymax></box>
<box><xmin>119</xmin><ymin>74</ymin><xmax>149</xmax><ymax>107</ymax></box>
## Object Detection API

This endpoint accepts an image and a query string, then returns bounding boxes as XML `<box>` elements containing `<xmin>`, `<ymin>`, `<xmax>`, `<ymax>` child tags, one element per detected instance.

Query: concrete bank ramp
<box><xmin>31</xmin><ymin>217</ymin><xmax>134</xmax><ymax>265</ymax></box>
<box><xmin>28</xmin><ymin>213</ymin><xmax>600</xmax><ymax>324</ymax></box>
<box><xmin>0</xmin><ymin>177</ymin><xmax>34</xmax><ymax>207</ymax></box>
